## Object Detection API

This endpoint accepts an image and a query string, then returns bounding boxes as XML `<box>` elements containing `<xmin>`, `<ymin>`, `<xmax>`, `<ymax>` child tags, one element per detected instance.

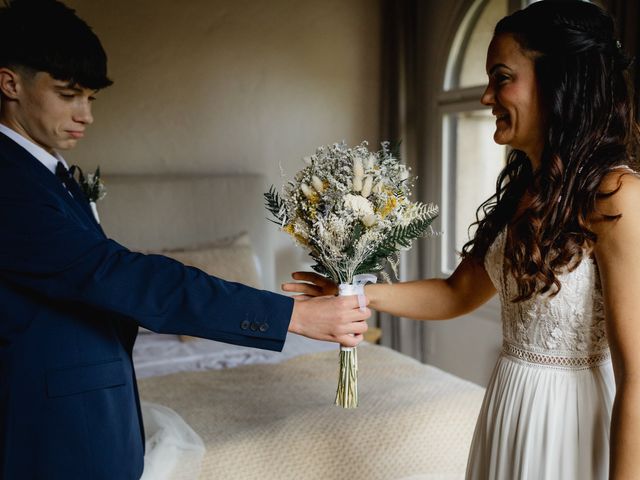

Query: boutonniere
<box><xmin>70</xmin><ymin>165</ymin><xmax>106</xmax><ymax>223</ymax></box>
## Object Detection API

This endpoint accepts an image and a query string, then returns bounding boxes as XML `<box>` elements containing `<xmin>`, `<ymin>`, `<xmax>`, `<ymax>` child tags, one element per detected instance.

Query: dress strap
<box><xmin>611</xmin><ymin>164</ymin><xmax>638</xmax><ymax>175</ymax></box>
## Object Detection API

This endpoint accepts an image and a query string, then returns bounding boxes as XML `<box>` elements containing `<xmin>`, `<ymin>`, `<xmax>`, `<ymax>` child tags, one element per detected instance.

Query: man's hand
<box><xmin>288</xmin><ymin>294</ymin><xmax>370</xmax><ymax>347</ymax></box>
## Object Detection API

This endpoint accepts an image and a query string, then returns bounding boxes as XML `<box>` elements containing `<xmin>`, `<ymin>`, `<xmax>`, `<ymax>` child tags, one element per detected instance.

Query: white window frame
<box><xmin>432</xmin><ymin>0</ymin><xmax>528</xmax><ymax>322</ymax></box>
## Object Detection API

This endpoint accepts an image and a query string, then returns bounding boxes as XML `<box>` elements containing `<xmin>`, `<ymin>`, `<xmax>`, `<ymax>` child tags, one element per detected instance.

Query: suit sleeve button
<box><xmin>250</xmin><ymin>322</ymin><xmax>259</xmax><ymax>331</ymax></box>
<box><xmin>259</xmin><ymin>323</ymin><xmax>269</xmax><ymax>332</ymax></box>
<box><xmin>240</xmin><ymin>320</ymin><xmax>250</xmax><ymax>330</ymax></box>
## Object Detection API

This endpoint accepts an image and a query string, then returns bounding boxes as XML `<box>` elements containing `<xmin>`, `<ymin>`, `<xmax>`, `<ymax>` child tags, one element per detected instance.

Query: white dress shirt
<box><xmin>0</xmin><ymin>123</ymin><xmax>69</xmax><ymax>174</ymax></box>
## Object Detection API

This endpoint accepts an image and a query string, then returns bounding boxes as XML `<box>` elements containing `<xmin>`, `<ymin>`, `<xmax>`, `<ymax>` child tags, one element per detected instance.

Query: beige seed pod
<box><xmin>353</xmin><ymin>157</ymin><xmax>365</xmax><ymax>178</ymax></box>
<box><xmin>353</xmin><ymin>176</ymin><xmax>363</xmax><ymax>192</ymax></box>
<box><xmin>311</xmin><ymin>175</ymin><xmax>324</xmax><ymax>193</ymax></box>
<box><xmin>366</xmin><ymin>153</ymin><xmax>377</xmax><ymax>170</ymax></box>
<box><xmin>360</xmin><ymin>176</ymin><xmax>373</xmax><ymax>198</ymax></box>
<box><xmin>301</xmin><ymin>183</ymin><xmax>315</xmax><ymax>199</ymax></box>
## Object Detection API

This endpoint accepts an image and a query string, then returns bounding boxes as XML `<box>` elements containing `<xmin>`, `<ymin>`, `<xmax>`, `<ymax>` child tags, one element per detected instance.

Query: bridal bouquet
<box><xmin>265</xmin><ymin>140</ymin><xmax>438</xmax><ymax>408</ymax></box>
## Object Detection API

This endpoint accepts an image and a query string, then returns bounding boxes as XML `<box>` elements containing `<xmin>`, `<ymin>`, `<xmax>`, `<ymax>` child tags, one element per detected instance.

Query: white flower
<box><xmin>344</xmin><ymin>193</ymin><xmax>374</xmax><ymax>217</ymax></box>
<box><xmin>360</xmin><ymin>176</ymin><xmax>373</xmax><ymax>198</ymax></box>
<box><xmin>362</xmin><ymin>214</ymin><xmax>377</xmax><ymax>227</ymax></box>
<box><xmin>372</xmin><ymin>181</ymin><xmax>384</xmax><ymax>194</ymax></box>
<box><xmin>303</xmin><ymin>156</ymin><xmax>313</xmax><ymax>165</ymax></box>
<box><xmin>327</xmin><ymin>215</ymin><xmax>348</xmax><ymax>237</ymax></box>
<box><xmin>311</xmin><ymin>175</ymin><xmax>324</xmax><ymax>193</ymax></box>
<box><xmin>399</xmin><ymin>166</ymin><xmax>410</xmax><ymax>181</ymax></box>
<box><xmin>551</xmin><ymin>327</ymin><xmax>563</xmax><ymax>339</ymax></box>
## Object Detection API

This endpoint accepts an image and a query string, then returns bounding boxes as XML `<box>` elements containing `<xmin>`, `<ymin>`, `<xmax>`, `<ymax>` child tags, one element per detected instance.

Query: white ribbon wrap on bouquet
<box><xmin>337</xmin><ymin>274</ymin><xmax>377</xmax><ymax>350</ymax></box>
<box><xmin>335</xmin><ymin>274</ymin><xmax>377</xmax><ymax>408</ymax></box>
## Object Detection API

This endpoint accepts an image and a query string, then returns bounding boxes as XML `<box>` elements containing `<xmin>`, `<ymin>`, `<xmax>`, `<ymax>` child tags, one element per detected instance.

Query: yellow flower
<box><xmin>295</xmin><ymin>234</ymin><xmax>309</xmax><ymax>246</ymax></box>
<box><xmin>379</xmin><ymin>196</ymin><xmax>397</xmax><ymax>218</ymax></box>
<box><xmin>283</xmin><ymin>223</ymin><xmax>309</xmax><ymax>246</ymax></box>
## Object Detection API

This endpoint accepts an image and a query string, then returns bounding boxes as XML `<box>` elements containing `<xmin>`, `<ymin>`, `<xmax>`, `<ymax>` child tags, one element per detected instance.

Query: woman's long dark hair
<box><xmin>461</xmin><ymin>0</ymin><xmax>639</xmax><ymax>302</ymax></box>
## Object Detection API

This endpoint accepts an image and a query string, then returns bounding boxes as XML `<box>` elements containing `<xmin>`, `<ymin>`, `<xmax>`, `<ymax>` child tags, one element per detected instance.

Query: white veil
<box><xmin>140</xmin><ymin>401</ymin><xmax>205</xmax><ymax>480</ymax></box>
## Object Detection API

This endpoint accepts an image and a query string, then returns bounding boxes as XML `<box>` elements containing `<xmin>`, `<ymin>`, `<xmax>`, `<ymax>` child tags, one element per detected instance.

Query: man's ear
<box><xmin>0</xmin><ymin>68</ymin><xmax>21</xmax><ymax>100</ymax></box>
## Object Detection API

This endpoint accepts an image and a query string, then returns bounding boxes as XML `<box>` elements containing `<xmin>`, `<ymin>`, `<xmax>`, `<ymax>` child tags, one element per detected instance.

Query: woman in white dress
<box><xmin>284</xmin><ymin>1</ymin><xmax>640</xmax><ymax>478</ymax></box>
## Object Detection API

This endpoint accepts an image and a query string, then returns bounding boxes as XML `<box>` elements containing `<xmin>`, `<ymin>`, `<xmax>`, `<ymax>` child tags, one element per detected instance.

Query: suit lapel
<box><xmin>0</xmin><ymin>133</ymin><xmax>105</xmax><ymax>237</ymax></box>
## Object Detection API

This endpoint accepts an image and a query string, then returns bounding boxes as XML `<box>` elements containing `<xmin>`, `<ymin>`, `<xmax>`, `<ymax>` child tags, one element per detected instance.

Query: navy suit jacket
<box><xmin>0</xmin><ymin>132</ymin><xmax>293</xmax><ymax>479</ymax></box>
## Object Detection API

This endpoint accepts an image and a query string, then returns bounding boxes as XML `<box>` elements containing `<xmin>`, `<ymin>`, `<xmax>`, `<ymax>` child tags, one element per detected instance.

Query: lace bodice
<box><xmin>484</xmin><ymin>228</ymin><xmax>609</xmax><ymax>363</ymax></box>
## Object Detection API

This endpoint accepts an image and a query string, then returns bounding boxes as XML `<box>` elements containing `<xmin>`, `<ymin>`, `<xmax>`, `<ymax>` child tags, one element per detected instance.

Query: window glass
<box><xmin>458</xmin><ymin>0</ymin><xmax>508</xmax><ymax>88</ymax></box>
<box><xmin>443</xmin><ymin>110</ymin><xmax>506</xmax><ymax>273</ymax></box>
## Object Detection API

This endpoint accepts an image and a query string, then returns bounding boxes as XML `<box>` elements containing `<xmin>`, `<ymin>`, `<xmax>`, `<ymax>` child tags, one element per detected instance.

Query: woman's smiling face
<box><xmin>481</xmin><ymin>33</ymin><xmax>546</xmax><ymax>166</ymax></box>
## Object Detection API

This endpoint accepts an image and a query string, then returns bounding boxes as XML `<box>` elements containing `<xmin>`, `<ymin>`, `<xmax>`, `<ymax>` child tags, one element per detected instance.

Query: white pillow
<box><xmin>159</xmin><ymin>232</ymin><xmax>262</xmax><ymax>289</ymax></box>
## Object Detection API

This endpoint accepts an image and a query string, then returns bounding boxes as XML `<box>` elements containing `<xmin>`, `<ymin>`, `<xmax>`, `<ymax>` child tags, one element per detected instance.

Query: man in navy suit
<box><xmin>0</xmin><ymin>1</ymin><xmax>370</xmax><ymax>478</ymax></box>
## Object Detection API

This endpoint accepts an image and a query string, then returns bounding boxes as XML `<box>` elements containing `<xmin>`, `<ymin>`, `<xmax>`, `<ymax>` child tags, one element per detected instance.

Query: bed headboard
<box><xmin>98</xmin><ymin>174</ymin><xmax>275</xmax><ymax>291</ymax></box>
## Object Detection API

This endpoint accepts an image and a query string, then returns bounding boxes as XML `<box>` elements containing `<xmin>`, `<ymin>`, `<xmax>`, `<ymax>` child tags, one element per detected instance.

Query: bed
<box><xmin>99</xmin><ymin>174</ymin><xmax>485</xmax><ymax>480</ymax></box>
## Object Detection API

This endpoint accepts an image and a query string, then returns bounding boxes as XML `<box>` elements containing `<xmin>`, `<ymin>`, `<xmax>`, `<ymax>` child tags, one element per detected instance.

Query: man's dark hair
<box><xmin>0</xmin><ymin>0</ymin><xmax>113</xmax><ymax>89</ymax></box>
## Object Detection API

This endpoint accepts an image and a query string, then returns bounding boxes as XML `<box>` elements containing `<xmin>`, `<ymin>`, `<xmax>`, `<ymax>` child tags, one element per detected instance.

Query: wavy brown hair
<box><xmin>461</xmin><ymin>0</ymin><xmax>640</xmax><ymax>302</ymax></box>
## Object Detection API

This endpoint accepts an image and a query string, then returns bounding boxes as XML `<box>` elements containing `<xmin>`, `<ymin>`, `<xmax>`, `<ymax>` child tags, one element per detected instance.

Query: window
<box><xmin>439</xmin><ymin>0</ymin><xmax>510</xmax><ymax>274</ymax></box>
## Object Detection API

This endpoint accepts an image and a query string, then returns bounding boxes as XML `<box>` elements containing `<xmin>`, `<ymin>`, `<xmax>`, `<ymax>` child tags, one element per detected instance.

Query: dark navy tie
<box><xmin>55</xmin><ymin>161</ymin><xmax>84</xmax><ymax>200</ymax></box>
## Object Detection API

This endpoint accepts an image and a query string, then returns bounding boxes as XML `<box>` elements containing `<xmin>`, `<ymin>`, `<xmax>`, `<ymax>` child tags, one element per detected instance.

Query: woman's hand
<box><xmin>282</xmin><ymin>272</ymin><xmax>338</xmax><ymax>297</ymax></box>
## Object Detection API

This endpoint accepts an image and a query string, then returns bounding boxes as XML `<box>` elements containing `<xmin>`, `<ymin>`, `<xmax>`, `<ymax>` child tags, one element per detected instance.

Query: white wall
<box><xmin>64</xmin><ymin>0</ymin><xmax>381</xmax><ymax>288</ymax></box>
<box><xmin>62</xmin><ymin>0</ymin><xmax>502</xmax><ymax>386</ymax></box>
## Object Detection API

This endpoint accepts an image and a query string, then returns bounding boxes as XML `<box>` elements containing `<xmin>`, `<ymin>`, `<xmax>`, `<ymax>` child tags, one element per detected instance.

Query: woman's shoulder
<box><xmin>589</xmin><ymin>166</ymin><xmax>640</xmax><ymax>235</ymax></box>
<box><xmin>596</xmin><ymin>167</ymin><xmax>640</xmax><ymax>210</ymax></box>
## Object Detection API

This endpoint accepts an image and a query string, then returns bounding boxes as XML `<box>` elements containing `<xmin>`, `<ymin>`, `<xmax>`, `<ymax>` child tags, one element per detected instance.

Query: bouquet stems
<box><xmin>335</xmin><ymin>345</ymin><xmax>358</xmax><ymax>408</ymax></box>
<box><xmin>335</xmin><ymin>274</ymin><xmax>376</xmax><ymax>408</ymax></box>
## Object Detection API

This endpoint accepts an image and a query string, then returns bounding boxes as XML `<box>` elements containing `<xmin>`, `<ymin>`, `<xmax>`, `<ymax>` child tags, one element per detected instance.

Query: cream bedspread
<box><xmin>138</xmin><ymin>344</ymin><xmax>485</xmax><ymax>480</ymax></box>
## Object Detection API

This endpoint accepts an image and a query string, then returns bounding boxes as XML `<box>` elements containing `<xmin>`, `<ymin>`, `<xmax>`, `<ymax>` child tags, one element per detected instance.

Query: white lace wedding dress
<box><xmin>466</xmin><ymin>228</ymin><xmax>615</xmax><ymax>479</ymax></box>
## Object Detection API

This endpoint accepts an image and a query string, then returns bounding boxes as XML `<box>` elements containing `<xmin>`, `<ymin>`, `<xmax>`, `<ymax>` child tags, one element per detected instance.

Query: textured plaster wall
<box><xmin>64</xmin><ymin>0</ymin><xmax>381</xmax><ymax>286</ymax></box>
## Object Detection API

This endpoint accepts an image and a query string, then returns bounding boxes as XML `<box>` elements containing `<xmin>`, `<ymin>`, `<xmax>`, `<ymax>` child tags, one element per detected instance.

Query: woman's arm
<box><xmin>283</xmin><ymin>256</ymin><xmax>496</xmax><ymax>321</ymax></box>
<box><xmin>366</xmin><ymin>257</ymin><xmax>496</xmax><ymax>320</ymax></box>
<box><xmin>591</xmin><ymin>171</ymin><xmax>640</xmax><ymax>479</ymax></box>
